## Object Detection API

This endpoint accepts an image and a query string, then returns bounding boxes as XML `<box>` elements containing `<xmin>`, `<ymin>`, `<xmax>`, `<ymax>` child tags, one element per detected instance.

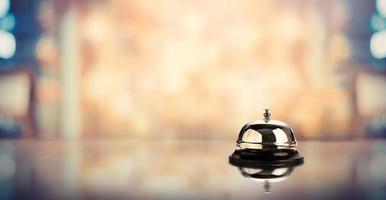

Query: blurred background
<box><xmin>0</xmin><ymin>0</ymin><xmax>385</xmax><ymax>140</ymax></box>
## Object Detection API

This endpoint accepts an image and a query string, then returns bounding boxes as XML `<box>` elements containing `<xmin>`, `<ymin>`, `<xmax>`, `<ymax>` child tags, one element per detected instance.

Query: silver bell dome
<box><xmin>236</xmin><ymin>109</ymin><xmax>297</xmax><ymax>150</ymax></box>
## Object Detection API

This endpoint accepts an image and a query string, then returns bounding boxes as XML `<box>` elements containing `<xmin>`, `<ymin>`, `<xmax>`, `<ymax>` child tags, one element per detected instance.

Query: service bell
<box><xmin>229</xmin><ymin>109</ymin><xmax>303</xmax><ymax>167</ymax></box>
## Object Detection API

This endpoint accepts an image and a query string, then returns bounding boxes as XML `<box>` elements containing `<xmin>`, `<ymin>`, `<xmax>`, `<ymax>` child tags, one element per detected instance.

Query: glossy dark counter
<box><xmin>0</xmin><ymin>139</ymin><xmax>385</xmax><ymax>199</ymax></box>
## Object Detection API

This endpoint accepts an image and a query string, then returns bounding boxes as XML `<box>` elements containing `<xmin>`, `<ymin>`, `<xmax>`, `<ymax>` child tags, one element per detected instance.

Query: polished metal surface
<box><xmin>236</xmin><ymin>110</ymin><xmax>297</xmax><ymax>150</ymax></box>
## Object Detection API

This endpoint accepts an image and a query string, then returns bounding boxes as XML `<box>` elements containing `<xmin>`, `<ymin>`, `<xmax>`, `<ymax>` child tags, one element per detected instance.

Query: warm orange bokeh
<box><xmin>29</xmin><ymin>0</ymin><xmax>386</xmax><ymax>139</ymax></box>
<box><xmin>76</xmin><ymin>0</ymin><xmax>353</xmax><ymax>139</ymax></box>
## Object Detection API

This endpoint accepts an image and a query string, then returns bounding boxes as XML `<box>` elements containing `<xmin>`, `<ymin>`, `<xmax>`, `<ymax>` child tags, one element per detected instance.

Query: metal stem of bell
<box><xmin>263</xmin><ymin>109</ymin><xmax>271</xmax><ymax>122</ymax></box>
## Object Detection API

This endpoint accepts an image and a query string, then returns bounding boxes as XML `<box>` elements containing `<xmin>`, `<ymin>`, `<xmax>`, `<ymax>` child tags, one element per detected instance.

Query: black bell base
<box><xmin>229</xmin><ymin>149</ymin><xmax>304</xmax><ymax>168</ymax></box>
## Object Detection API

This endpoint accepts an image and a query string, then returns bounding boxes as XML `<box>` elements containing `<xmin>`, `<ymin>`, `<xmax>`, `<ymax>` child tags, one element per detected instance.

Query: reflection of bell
<box><xmin>229</xmin><ymin>109</ymin><xmax>303</xmax><ymax>167</ymax></box>
<box><xmin>231</xmin><ymin>162</ymin><xmax>301</xmax><ymax>193</ymax></box>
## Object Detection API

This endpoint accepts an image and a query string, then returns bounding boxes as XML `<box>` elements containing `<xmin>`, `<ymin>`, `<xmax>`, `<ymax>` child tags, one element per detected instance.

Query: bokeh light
<box><xmin>0</xmin><ymin>30</ymin><xmax>15</xmax><ymax>59</ymax></box>
<box><xmin>370</xmin><ymin>30</ymin><xmax>386</xmax><ymax>59</ymax></box>
<box><xmin>377</xmin><ymin>0</ymin><xmax>386</xmax><ymax>17</ymax></box>
<box><xmin>0</xmin><ymin>0</ymin><xmax>10</xmax><ymax>18</ymax></box>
